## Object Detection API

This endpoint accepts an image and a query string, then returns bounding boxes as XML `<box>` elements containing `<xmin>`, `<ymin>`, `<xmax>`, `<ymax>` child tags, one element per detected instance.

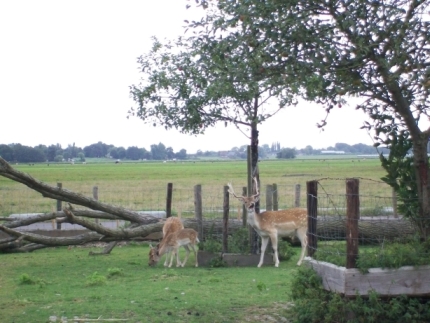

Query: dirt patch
<box><xmin>244</xmin><ymin>302</ymin><xmax>294</xmax><ymax>322</ymax></box>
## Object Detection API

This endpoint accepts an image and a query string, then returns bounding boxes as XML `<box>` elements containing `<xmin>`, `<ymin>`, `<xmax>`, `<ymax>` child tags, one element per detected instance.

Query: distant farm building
<box><xmin>321</xmin><ymin>150</ymin><xmax>345</xmax><ymax>154</ymax></box>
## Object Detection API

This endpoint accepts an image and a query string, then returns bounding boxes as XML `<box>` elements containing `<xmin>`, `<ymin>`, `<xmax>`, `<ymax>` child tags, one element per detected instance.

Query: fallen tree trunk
<box><xmin>0</xmin><ymin>157</ymin><xmax>157</xmax><ymax>224</ymax></box>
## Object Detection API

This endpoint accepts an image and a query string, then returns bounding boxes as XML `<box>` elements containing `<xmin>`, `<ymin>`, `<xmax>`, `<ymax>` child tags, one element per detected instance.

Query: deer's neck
<box><xmin>247</xmin><ymin>209</ymin><xmax>261</xmax><ymax>230</ymax></box>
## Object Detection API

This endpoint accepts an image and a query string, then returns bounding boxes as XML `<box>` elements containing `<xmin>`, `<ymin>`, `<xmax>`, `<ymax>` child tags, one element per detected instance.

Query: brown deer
<box><xmin>149</xmin><ymin>228</ymin><xmax>200</xmax><ymax>267</ymax></box>
<box><xmin>149</xmin><ymin>216</ymin><xmax>185</xmax><ymax>267</ymax></box>
<box><xmin>227</xmin><ymin>178</ymin><xmax>308</xmax><ymax>267</ymax></box>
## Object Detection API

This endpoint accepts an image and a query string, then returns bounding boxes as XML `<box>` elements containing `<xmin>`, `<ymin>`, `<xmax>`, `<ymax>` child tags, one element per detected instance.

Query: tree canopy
<box><xmin>179</xmin><ymin>0</ymin><xmax>430</xmax><ymax>240</ymax></box>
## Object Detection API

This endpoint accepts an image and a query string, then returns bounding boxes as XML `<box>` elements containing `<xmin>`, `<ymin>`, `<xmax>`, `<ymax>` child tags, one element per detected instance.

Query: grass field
<box><xmin>0</xmin><ymin>158</ymin><xmax>404</xmax><ymax>322</ymax></box>
<box><xmin>0</xmin><ymin>157</ymin><xmax>389</xmax><ymax>217</ymax></box>
<box><xmin>0</xmin><ymin>244</ymin><xmax>302</xmax><ymax>323</ymax></box>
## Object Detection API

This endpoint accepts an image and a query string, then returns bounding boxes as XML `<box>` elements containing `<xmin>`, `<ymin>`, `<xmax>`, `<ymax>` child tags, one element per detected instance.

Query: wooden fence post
<box><xmin>306</xmin><ymin>181</ymin><xmax>318</xmax><ymax>257</ymax></box>
<box><xmin>166</xmin><ymin>183</ymin><xmax>173</xmax><ymax>218</ymax></box>
<box><xmin>56</xmin><ymin>182</ymin><xmax>62</xmax><ymax>230</ymax></box>
<box><xmin>272</xmin><ymin>183</ymin><xmax>278</xmax><ymax>211</ymax></box>
<box><xmin>242</xmin><ymin>187</ymin><xmax>247</xmax><ymax>227</ymax></box>
<box><xmin>295</xmin><ymin>184</ymin><xmax>301</xmax><ymax>207</ymax></box>
<box><xmin>194</xmin><ymin>184</ymin><xmax>203</xmax><ymax>241</ymax></box>
<box><xmin>223</xmin><ymin>185</ymin><xmax>229</xmax><ymax>253</ymax></box>
<box><xmin>346</xmin><ymin>178</ymin><xmax>359</xmax><ymax>269</ymax></box>
<box><xmin>266</xmin><ymin>184</ymin><xmax>273</xmax><ymax>211</ymax></box>
<box><xmin>93</xmin><ymin>186</ymin><xmax>99</xmax><ymax>224</ymax></box>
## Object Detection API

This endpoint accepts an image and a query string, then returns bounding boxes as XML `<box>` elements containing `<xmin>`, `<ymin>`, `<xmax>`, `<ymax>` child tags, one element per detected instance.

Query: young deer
<box><xmin>150</xmin><ymin>228</ymin><xmax>200</xmax><ymax>268</ymax></box>
<box><xmin>149</xmin><ymin>217</ymin><xmax>185</xmax><ymax>267</ymax></box>
<box><xmin>228</xmin><ymin>178</ymin><xmax>308</xmax><ymax>267</ymax></box>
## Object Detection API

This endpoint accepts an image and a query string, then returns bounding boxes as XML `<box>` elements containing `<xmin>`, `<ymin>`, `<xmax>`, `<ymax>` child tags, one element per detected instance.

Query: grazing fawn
<box><xmin>149</xmin><ymin>217</ymin><xmax>185</xmax><ymax>267</ymax></box>
<box><xmin>228</xmin><ymin>178</ymin><xmax>308</xmax><ymax>267</ymax></box>
<box><xmin>150</xmin><ymin>228</ymin><xmax>200</xmax><ymax>267</ymax></box>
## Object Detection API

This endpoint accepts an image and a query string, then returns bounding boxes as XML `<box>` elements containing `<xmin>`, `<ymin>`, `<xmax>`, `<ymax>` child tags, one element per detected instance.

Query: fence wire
<box><xmin>309</xmin><ymin>178</ymin><xmax>429</xmax><ymax>269</ymax></box>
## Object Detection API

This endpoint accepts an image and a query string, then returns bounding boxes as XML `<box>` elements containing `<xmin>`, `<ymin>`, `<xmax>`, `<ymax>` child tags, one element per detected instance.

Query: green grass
<box><xmin>0</xmin><ymin>158</ymin><xmax>389</xmax><ymax>216</ymax></box>
<box><xmin>0</xmin><ymin>244</ymin><xmax>301</xmax><ymax>323</ymax></box>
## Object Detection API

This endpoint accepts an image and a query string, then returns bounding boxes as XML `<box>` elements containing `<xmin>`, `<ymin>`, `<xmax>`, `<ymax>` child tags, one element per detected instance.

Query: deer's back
<box><xmin>163</xmin><ymin>217</ymin><xmax>184</xmax><ymax>237</ymax></box>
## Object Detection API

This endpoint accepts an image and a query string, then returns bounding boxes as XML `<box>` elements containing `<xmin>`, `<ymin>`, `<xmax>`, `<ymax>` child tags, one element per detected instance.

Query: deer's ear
<box><xmin>149</xmin><ymin>244</ymin><xmax>154</xmax><ymax>249</ymax></box>
<box><xmin>238</xmin><ymin>197</ymin><xmax>246</xmax><ymax>203</ymax></box>
<box><xmin>254</xmin><ymin>196</ymin><xmax>260</xmax><ymax>203</ymax></box>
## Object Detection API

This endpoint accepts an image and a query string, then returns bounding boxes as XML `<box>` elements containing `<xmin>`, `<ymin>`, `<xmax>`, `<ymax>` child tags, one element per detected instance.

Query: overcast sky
<box><xmin>0</xmin><ymin>0</ymin><xmax>376</xmax><ymax>154</ymax></box>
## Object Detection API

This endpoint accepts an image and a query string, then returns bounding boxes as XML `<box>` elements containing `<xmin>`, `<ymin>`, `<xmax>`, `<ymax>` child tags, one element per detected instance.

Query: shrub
<box><xmin>287</xmin><ymin>266</ymin><xmax>430</xmax><ymax>323</ymax></box>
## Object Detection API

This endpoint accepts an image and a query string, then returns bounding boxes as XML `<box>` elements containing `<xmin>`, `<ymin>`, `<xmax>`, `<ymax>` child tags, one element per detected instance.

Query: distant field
<box><xmin>0</xmin><ymin>157</ymin><xmax>389</xmax><ymax>217</ymax></box>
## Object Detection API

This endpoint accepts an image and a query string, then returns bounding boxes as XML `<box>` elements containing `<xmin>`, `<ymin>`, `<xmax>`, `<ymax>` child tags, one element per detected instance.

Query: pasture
<box><xmin>0</xmin><ymin>157</ymin><xmax>388</xmax><ymax>217</ymax></box>
<box><xmin>0</xmin><ymin>157</ymin><xmax>391</xmax><ymax>322</ymax></box>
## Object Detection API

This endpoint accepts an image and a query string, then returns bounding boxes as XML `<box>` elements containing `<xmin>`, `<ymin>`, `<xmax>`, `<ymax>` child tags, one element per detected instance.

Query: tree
<box><xmin>126</xmin><ymin>146</ymin><xmax>142</xmax><ymax>160</ymax></box>
<box><xmin>303</xmin><ymin>145</ymin><xmax>314</xmax><ymax>156</ymax></box>
<box><xmin>83</xmin><ymin>142</ymin><xmax>111</xmax><ymax>158</ymax></box>
<box><xmin>13</xmin><ymin>144</ymin><xmax>46</xmax><ymax>163</ymax></box>
<box><xmin>276</xmin><ymin>148</ymin><xmax>296</xmax><ymax>159</ymax></box>
<box><xmin>0</xmin><ymin>144</ymin><xmax>14</xmax><ymax>162</ymax></box>
<box><xmin>150</xmin><ymin>143</ymin><xmax>167</xmax><ymax>160</ymax></box>
<box><xmin>175</xmin><ymin>149</ymin><xmax>187</xmax><ymax>160</ymax></box>
<box><xmin>46</xmin><ymin>144</ymin><xmax>60</xmax><ymax>162</ymax></box>
<box><xmin>129</xmin><ymin>5</ymin><xmax>303</xmax><ymax>183</ymax></box>
<box><xmin>210</xmin><ymin>0</ymin><xmax>430</xmax><ymax>240</ymax></box>
<box><xmin>166</xmin><ymin>147</ymin><xmax>175</xmax><ymax>160</ymax></box>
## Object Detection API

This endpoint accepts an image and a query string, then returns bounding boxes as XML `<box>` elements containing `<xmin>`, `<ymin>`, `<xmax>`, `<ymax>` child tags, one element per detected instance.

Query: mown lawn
<box><xmin>0</xmin><ymin>243</ymin><xmax>301</xmax><ymax>323</ymax></box>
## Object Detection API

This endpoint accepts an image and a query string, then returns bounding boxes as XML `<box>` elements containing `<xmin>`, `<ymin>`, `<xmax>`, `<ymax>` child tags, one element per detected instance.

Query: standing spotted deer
<box><xmin>150</xmin><ymin>228</ymin><xmax>200</xmax><ymax>267</ymax></box>
<box><xmin>228</xmin><ymin>178</ymin><xmax>308</xmax><ymax>267</ymax></box>
<box><xmin>149</xmin><ymin>216</ymin><xmax>185</xmax><ymax>267</ymax></box>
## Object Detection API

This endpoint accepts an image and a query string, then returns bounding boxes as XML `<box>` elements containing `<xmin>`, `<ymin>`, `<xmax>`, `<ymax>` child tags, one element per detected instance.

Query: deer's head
<box><xmin>227</xmin><ymin>177</ymin><xmax>260</xmax><ymax>212</ymax></box>
<box><xmin>148</xmin><ymin>244</ymin><xmax>161</xmax><ymax>267</ymax></box>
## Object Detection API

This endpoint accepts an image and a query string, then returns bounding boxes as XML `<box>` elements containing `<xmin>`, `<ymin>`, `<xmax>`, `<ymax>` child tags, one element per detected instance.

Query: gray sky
<box><xmin>0</xmin><ymin>0</ymin><xmax>375</xmax><ymax>154</ymax></box>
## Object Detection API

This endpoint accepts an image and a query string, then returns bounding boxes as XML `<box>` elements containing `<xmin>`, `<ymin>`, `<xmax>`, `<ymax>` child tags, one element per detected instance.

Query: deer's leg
<box><xmin>269</xmin><ymin>234</ymin><xmax>280</xmax><ymax>267</ymax></box>
<box><xmin>258</xmin><ymin>236</ymin><xmax>270</xmax><ymax>267</ymax></box>
<box><xmin>168</xmin><ymin>248</ymin><xmax>176</xmax><ymax>268</ymax></box>
<box><xmin>164</xmin><ymin>251</ymin><xmax>170</xmax><ymax>267</ymax></box>
<box><xmin>296</xmin><ymin>227</ymin><xmax>308</xmax><ymax>266</ymax></box>
<box><xmin>177</xmin><ymin>245</ymin><xmax>190</xmax><ymax>267</ymax></box>
<box><xmin>180</xmin><ymin>244</ymin><xmax>191</xmax><ymax>267</ymax></box>
<box><xmin>190</xmin><ymin>244</ymin><xmax>198</xmax><ymax>267</ymax></box>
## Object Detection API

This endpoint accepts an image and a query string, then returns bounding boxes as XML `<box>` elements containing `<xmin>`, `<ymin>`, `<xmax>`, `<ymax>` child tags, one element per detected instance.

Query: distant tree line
<box><xmin>0</xmin><ymin>142</ymin><xmax>188</xmax><ymax>163</ymax></box>
<box><xmin>0</xmin><ymin>141</ymin><xmax>388</xmax><ymax>163</ymax></box>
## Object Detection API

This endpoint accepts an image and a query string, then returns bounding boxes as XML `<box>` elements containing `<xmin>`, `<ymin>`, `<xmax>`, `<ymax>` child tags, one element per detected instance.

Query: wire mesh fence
<box><xmin>308</xmin><ymin>178</ymin><xmax>429</xmax><ymax>271</ymax></box>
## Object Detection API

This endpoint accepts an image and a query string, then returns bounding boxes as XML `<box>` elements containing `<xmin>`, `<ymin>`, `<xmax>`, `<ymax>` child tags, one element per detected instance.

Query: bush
<box><xmin>287</xmin><ymin>266</ymin><xmax>430</xmax><ymax>323</ymax></box>
<box><xmin>85</xmin><ymin>272</ymin><xmax>107</xmax><ymax>286</ymax></box>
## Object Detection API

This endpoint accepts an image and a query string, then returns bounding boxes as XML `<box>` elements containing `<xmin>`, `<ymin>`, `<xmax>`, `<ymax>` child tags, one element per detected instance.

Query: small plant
<box><xmin>200</xmin><ymin>224</ymin><xmax>222</xmax><ymax>252</ymax></box>
<box><xmin>19</xmin><ymin>273</ymin><xmax>36</xmax><ymax>285</ymax></box>
<box><xmin>256</xmin><ymin>281</ymin><xmax>266</xmax><ymax>292</ymax></box>
<box><xmin>228</xmin><ymin>227</ymin><xmax>249</xmax><ymax>254</ymax></box>
<box><xmin>209</xmin><ymin>255</ymin><xmax>227</xmax><ymax>268</ymax></box>
<box><xmin>107</xmin><ymin>267</ymin><xmax>124</xmax><ymax>277</ymax></box>
<box><xmin>278</xmin><ymin>240</ymin><xmax>296</xmax><ymax>261</ymax></box>
<box><xmin>85</xmin><ymin>272</ymin><xmax>107</xmax><ymax>286</ymax></box>
<box><xmin>18</xmin><ymin>273</ymin><xmax>46</xmax><ymax>288</ymax></box>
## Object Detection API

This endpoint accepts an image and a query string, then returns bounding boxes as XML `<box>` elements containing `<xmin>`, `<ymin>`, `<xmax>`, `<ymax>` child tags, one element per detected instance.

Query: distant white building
<box><xmin>321</xmin><ymin>150</ymin><xmax>345</xmax><ymax>154</ymax></box>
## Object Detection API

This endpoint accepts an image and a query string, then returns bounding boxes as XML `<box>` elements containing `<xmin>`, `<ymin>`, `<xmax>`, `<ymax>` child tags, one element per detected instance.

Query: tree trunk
<box><xmin>412</xmin><ymin>135</ymin><xmax>430</xmax><ymax>241</ymax></box>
